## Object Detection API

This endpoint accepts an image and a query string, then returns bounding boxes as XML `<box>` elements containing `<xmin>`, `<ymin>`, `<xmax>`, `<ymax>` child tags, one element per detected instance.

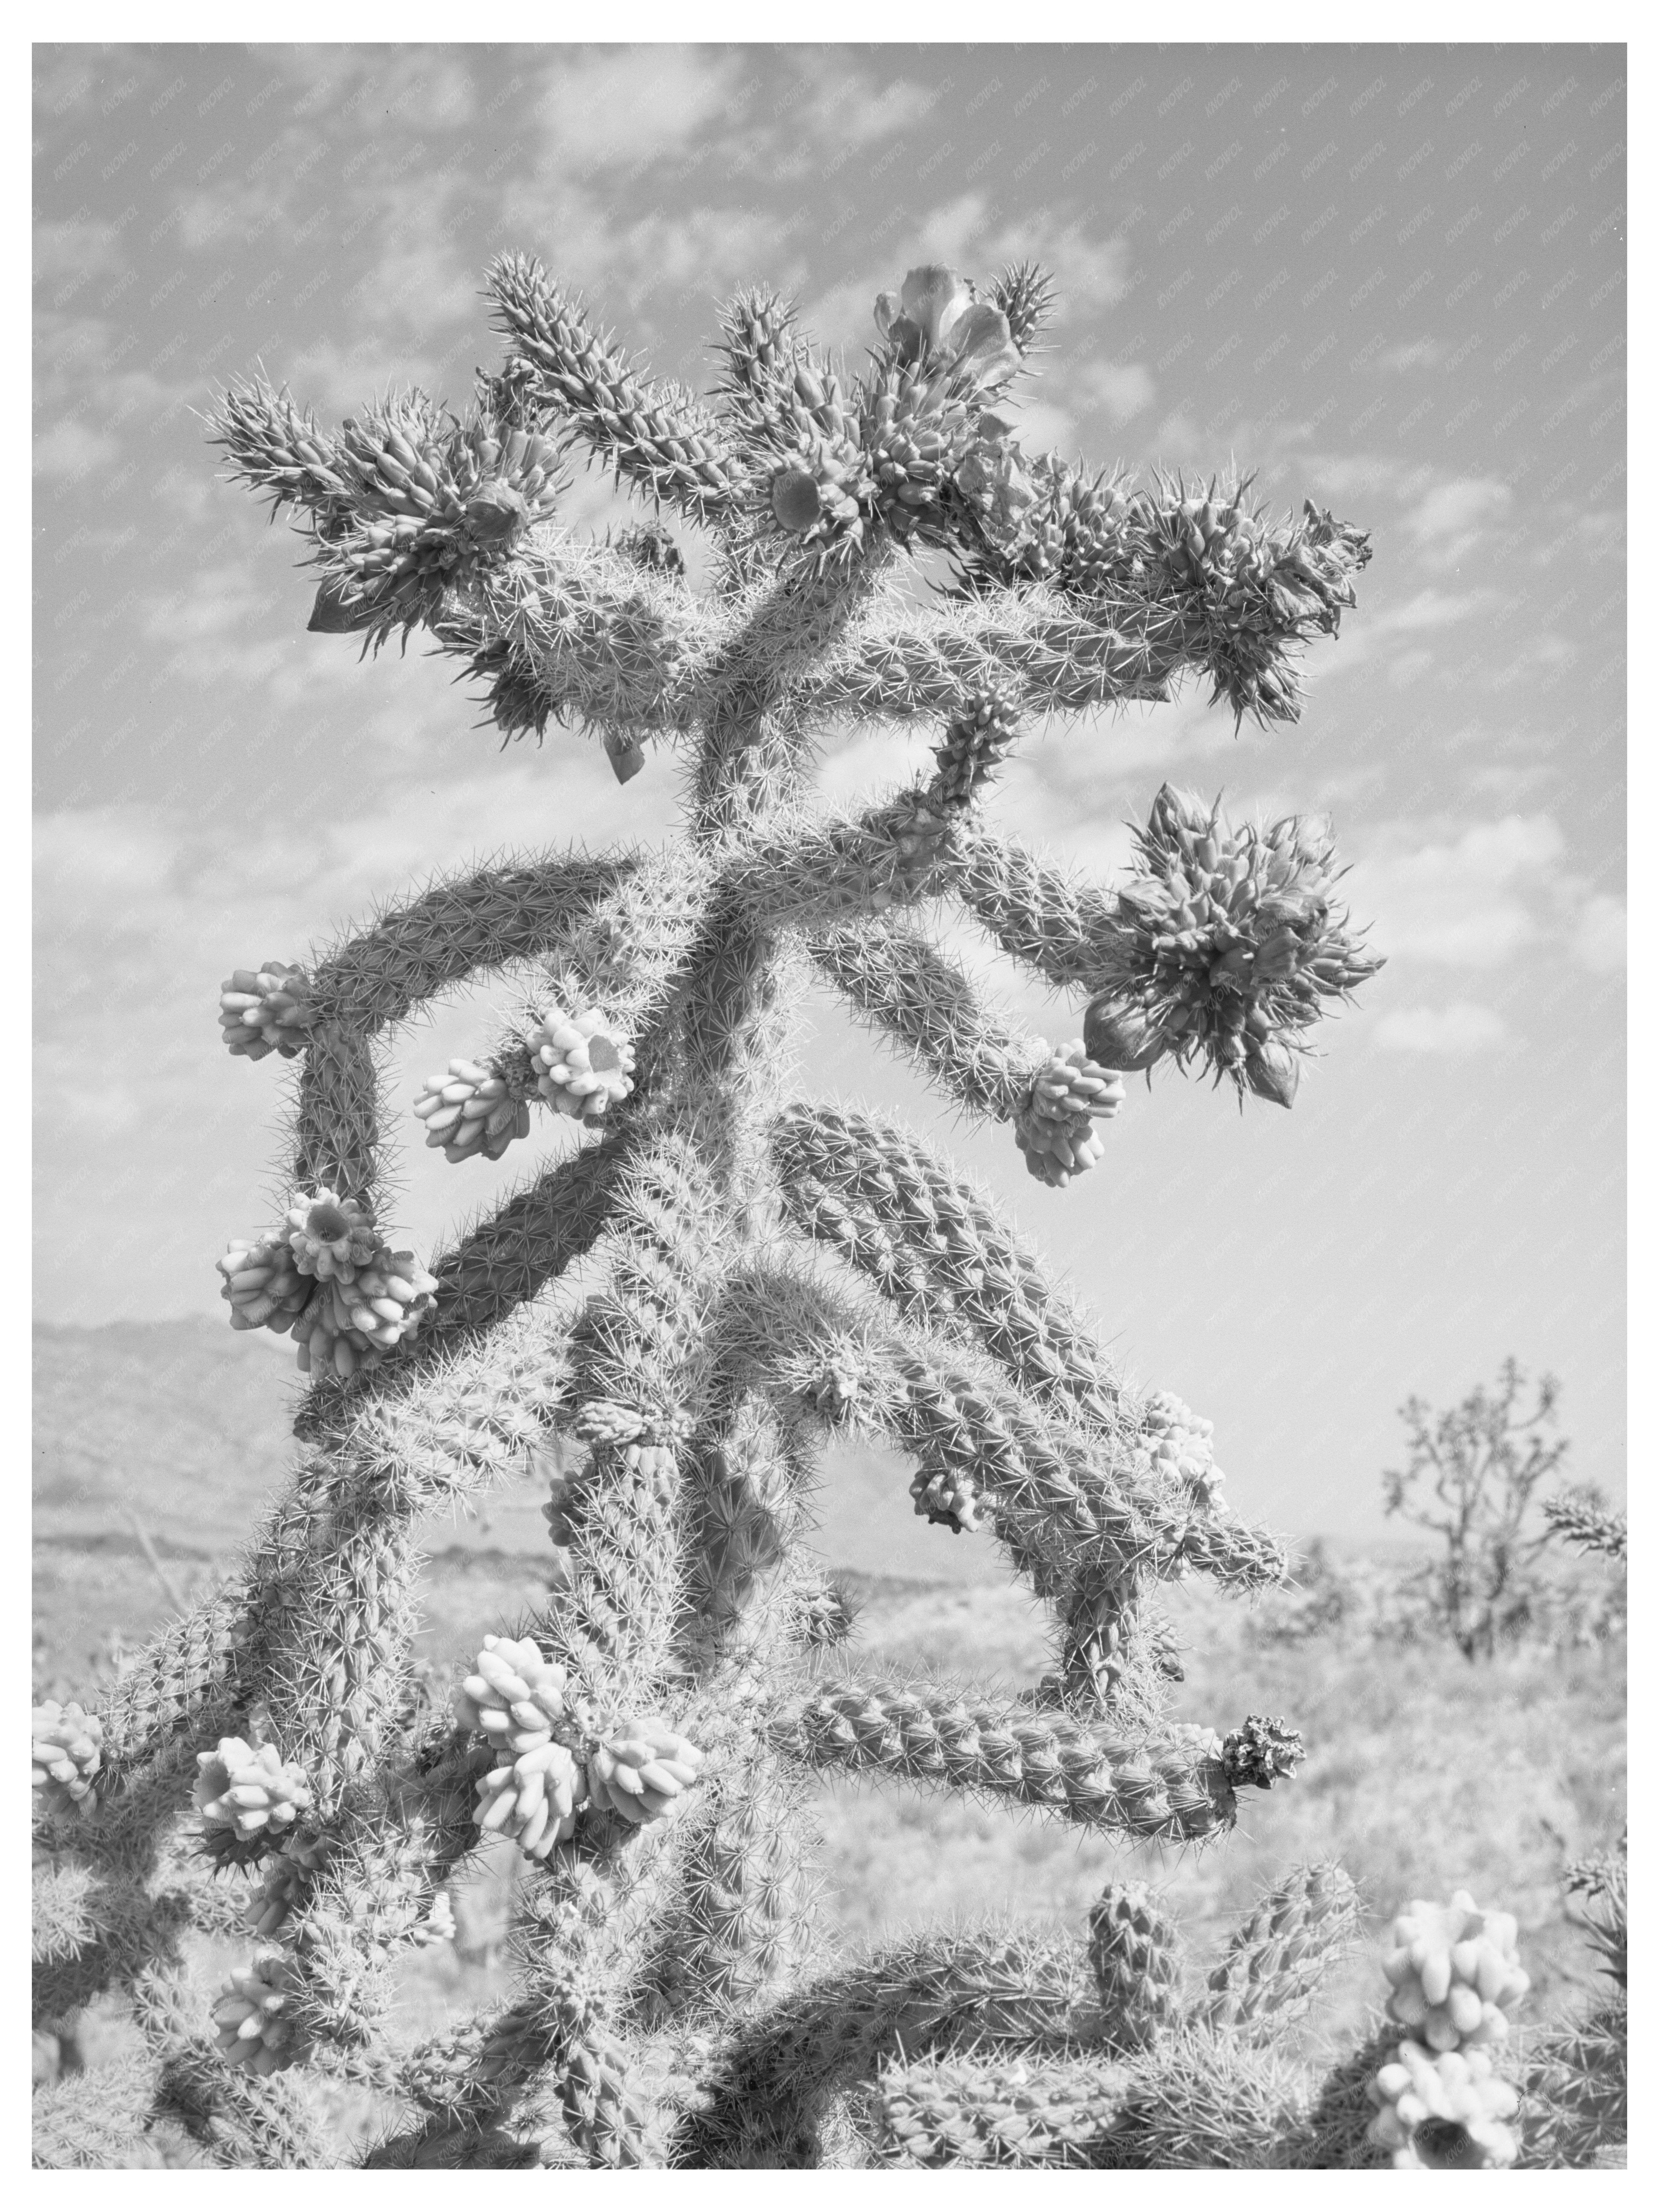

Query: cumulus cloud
<box><xmin>1375</xmin><ymin>339</ymin><xmax>1444</xmax><ymax>372</ymax></box>
<box><xmin>1351</xmin><ymin>815</ymin><xmax>1567</xmax><ymax>967</ymax></box>
<box><xmin>1372</xmin><ymin>1003</ymin><xmax>1508</xmax><ymax>1054</ymax></box>
<box><xmin>34</xmin><ymin>418</ymin><xmax>121</xmax><ymax>479</ymax></box>
<box><xmin>530</xmin><ymin>48</ymin><xmax>750</xmax><ymax>173</ymax></box>
<box><xmin>1406</xmin><ymin>476</ymin><xmax>1513</xmax><ymax>570</ymax></box>
<box><xmin>1572</xmin><ymin>894</ymin><xmax>1626</xmax><ymax>972</ymax></box>
<box><xmin>1076</xmin><ymin>361</ymin><xmax>1156</xmax><ymax>427</ymax></box>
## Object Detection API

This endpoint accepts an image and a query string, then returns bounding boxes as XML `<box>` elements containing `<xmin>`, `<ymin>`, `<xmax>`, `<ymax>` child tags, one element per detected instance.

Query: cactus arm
<box><xmin>717</xmin><ymin>786</ymin><xmax>959</xmax><ymax>933</ymax></box>
<box><xmin>808</xmin><ymin>915</ymin><xmax>1052</xmax><ymax>1123</ymax></box>
<box><xmin>769</xmin><ymin>1677</ymin><xmax>1238</xmax><ymax>1842</ymax></box>
<box><xmin>679</xmin><ymin>1927</ymin><xmax>1100</xmax><ymax>2165</ymax></box>
<box><xmin>939</xmin><ymin>820</ymin><xmax>1125</xmax><ymax>992</ymax></box>
<box><xmin>210</xmin><ymin>375</ymin><xmax>352</xmax><ymax>528</ymax></box>
<box><xmin>712</xmin><ymin>288</ymin><xmax>805</xmax><ymax>436</ymax></box>
<box><xmin>1198</xmin><ymin>1861</ymin><xmax>1362</xmax><ymax>2040</ymax></box>
<box><xmin>440</xmin><ymin>539</ymin><xmax>707</xmax><ymax>740</ymax></box>
<box><xmin>309</xmin><ymin>855</ymin><xmax>630</xmax><ymax>1033</ymax></box>
<box><xmin>486</xmin><ymin>254</ymin><xmax>745</xmax><ymax>525</ymax></box>
<box><xmin>955</xmin><ymin>482</ymin><xmax>1373</xmax><ymax>729</ymax></box>
<box><xmin>89</xmin><ymin>1599</ymin><xmax>246</xmax><ymax>1796</ymax></box>
<box><xmin>282</xmin><ymin>854</ymin><xmax>629</xmax><ymax>1213</ymax></box>
<box><xmin>799</xmin><ymin>588</ymin><xmax>1173</xmax><ymax>724</ymax></box>
<box><xmin>408</xmin><ymin>1130</ymin><xmax>633</xmax><ymax>1346</ymax></box>
<box><xmin>769</xmin><ymin>1103</ymin><xmax>1122</xmax><ymax>1427</ymax></box>
<box><xmin>243</xmin><ymin>1300</ymin><xmax>577</xmax><ymax>1809</ymax></box>
<box><xmin>875</xmin><ymin>2050</ymin><xmax>1133</xmax><ymax>2168</ymax></box>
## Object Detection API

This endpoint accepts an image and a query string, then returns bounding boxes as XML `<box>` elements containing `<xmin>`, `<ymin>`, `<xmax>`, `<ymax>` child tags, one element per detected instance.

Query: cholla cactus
<box><xmin>33</xmin><ymin>249</ymin><xmax>1451</xmax><ymax>2171</ymax></box>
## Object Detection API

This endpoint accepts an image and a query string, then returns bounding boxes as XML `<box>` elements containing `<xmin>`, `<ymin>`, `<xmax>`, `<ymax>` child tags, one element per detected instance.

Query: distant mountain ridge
<box><xmin>32</xmin><ymin>1320</ymin><xmax>1428</xmax><ymax>1581</ymax></box>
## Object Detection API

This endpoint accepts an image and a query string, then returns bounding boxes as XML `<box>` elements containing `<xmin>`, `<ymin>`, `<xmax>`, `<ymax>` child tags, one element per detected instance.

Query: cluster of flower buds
<box><xmin>454</xmin><ymin>1635</ymin><xmax>707</xmax><ymax>1858</ymax></box>
<box><xmin>413</xmin><ymin>1058</ymin><xmax>531</xmax><ymax>1164</ymax></box>
<box><xmin>218</xmin><ymin>961</ymin><xmax>314</xmax><ymax>1060</ymax></box>
<box><xmin>195</xmin><ymin>1736</ymin><xmax>313</xmax><ymax>1851</ymax></box>
<box><xmin>212</xmin><ymin>1950</ymin><xmax>312</xmax><ymax>2076</ymax></box>
<box><xmin>1013</xmin><ymin>1045</ymin><xmax>1125</xmax><ymax>1186</ymax></box>
<box><xmin>760</xmin><ymin>266</ymin><xmax>1029</xmax><ymax>564</ymax></box>
<box><xmin>909</xmin><ymin>1463</ymin><xmax>985</xmax><ymax>1535</ymax></box>
<box><xmin>217</xmin><ymin>1188</ymin><xmax>438</xmax><ymax>1380</ymax></box>
<box><xmin>1134</xmin><ymin>1390</ymin><xmax>1224</xmax><ymax>1508</ymax></box>
<box><xmin>31</xmin><ymin>1701</ymin><xmax>103</xmax><ymax>1820</ymax></box>
<box><xmin>527</xmin><ymin>1003</ymin><xmax>635</xmax><ymax>1123</ymax></box>
<box><xmin>308</xmin><ymin>410</ymin><xmax>566</xmax><ymax>637</ymax></box>
<box><xmin>1368</xmin><ymin>2040</ymin><xmax>1522</xmax><ymax>2170</ymax></box>
<box><xmin>1381</xmin><ymin>1891</ymin><xmax>1531</xmax><ymax>2051</ymax></box>
<box><xmin>1084</xmin><ymin>784</ymin><xmax>1381</xmax><ymax>1103</ymax></box>
<box><xmin>929</xmin><ymin>689</ymin><xmax>1022</xmax><ymax>808</ymax></box>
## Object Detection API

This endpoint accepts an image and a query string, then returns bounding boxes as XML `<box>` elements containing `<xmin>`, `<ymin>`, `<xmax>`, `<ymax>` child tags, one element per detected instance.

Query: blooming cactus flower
<box><xmin>873</xmin><ymin>267</ymin><xmax>1022</xmax><ymax>390</ymax></box>
<box><xmin>528</xmin><ymin>1005</ymin><xmax>636</xmax><ymax>1122</ymax></box>
<box><xmin>282</xmin><ymin>1189</ymin><xmax>380</xmax><ymax>1282</ymax></box>
<box><xmin>1381</xmin><ymin>1890</ymin><xmax>1530</xmax><ymax>2051</ymax></box>
<box><xmin>1367</xmin><ymin>2039</ymin><xmax>1521</xmax><ymax>2169</ymax></box>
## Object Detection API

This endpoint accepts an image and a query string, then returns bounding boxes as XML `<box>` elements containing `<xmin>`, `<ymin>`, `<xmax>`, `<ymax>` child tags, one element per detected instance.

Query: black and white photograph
<box><xmin>31</xmin><ymin>28</ymin><xmax>1629</xmax><ymax>2173</ymax></box>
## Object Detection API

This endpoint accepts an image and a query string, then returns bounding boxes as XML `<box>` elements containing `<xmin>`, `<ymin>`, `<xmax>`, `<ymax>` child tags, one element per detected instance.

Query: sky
<box><xmin>32</xmin><ymin>42</ymin><xmax>1626</xmax><ymax>1541</ymax></box>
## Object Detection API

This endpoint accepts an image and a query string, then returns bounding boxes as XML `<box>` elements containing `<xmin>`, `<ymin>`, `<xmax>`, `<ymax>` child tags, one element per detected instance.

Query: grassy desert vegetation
<box><xmin>34</xmin><ymin>1322</ymin><xmax>1625</xmax><ymax>2160</ymax></box>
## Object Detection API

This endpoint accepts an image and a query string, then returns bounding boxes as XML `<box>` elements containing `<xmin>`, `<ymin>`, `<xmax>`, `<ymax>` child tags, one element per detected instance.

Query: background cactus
<box><xmin>28</xmin><ymin>251</ymin><xmax>1621</xmax><ymax>2171</ymax></box>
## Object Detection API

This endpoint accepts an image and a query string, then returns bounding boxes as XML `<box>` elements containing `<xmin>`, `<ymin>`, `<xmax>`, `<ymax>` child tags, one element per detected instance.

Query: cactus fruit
<box><xmin>1012</xmin><ymin>1045</ymin><xmax>1124</xmax><ymax>1186</ymax></box>
<box><xmin>194</xmin><ymin>1737</ymin><xmax>313</xmax><ymax>1847</ymax></box>
<box><xmin>527</xmin><ymin>1004</ymin><xmax>636</xmax><ymax>1121</ymax></box>
<box><xmin>211</xmin><ymin>1951</ymin><xmax>313</xmax><ymax>2076</ymax></box>
<box><xmin>474</xmin><ymin>1738</ymin><xmax>586</xmax><ymax>1857</ymax></box>
<box><xmin>218</xmin><ymin>961</ymin><xmax>314</xmax><ymax>1059</ymax></box>
<box><xmin>413</xmin><ymin>1059</ymin><xmax>531</xmax><ymax>1163</ymax></box>
<box><xmin>584</xmin><ymin>1718</ymin><xmax>706</xmax><ymax>1827</ymax></box>
<box><xmin>1367</xmin><ymin>2040</ymin><xmax>1521</xmax><ymax>2169</ymax></box>
<box><xmin>31</xmin><ymin>1701</ymin><xmax>103</xmax><ymax>1818</ymax></box>
<box><xmin>453</xmin><ymin>1635</ymin><xmax>573</xmax><ymax>1753</ymax></box>
<box><xmin>1380</xmin><ymin>1889</ymin><xmax>1530</xmax><ymax>2051</ymax></box>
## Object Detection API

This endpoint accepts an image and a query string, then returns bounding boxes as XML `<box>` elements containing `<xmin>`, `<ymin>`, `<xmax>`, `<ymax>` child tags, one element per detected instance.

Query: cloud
<box><xmin>1075</xmin><ymin>361</ymin><xmax>1155</xmax><ymax>428</ymax></box>
<box><xmin>1406</xmin><ymin>476</ymin><xmax>1513</xmax><ymax>570</ymax></box>
<box><xmin>1372</xmin><ymin>1003</ymin><xmax>1508</xmax><ymax>1055</ymax></box>
<box><xmin>530</xmin><ymin>48</ymin><xmax>747</xmax><ymax>173</ymax></box>
<box><xmin>34</xmin><ymin>418</ymin><xmax>121</xmax><ymax>479</ymax></box>
<box><xmin>1351</xmin><ymin>815</ymin><xmax>1568</xmax><ymax>967</ymax></box>
<box><xmin>1572</xmin><ymin>894</ymin><xmax>1626</xmax><ymax>973</ymax></box>
<box><xmin>1375</xmin><ymin>339</ymin><xmax>1445</xmax><ymax>373</ymax></box>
